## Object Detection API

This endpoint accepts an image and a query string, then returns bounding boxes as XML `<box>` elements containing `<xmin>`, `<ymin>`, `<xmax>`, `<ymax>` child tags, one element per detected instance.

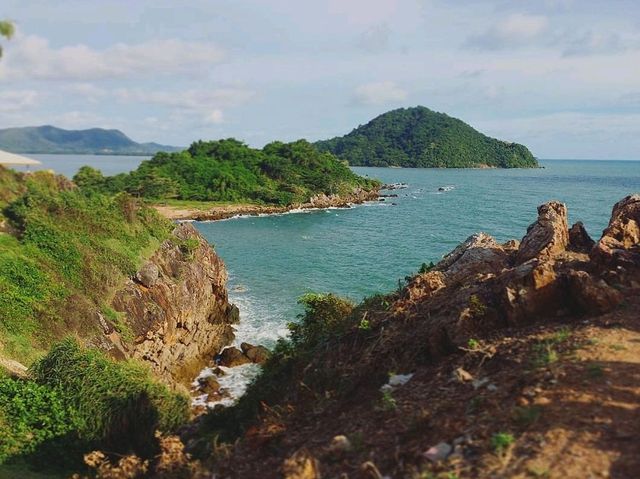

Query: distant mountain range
<box><xmin>0</xmin><ymin>125</ymin><xmax>182</xmax><ymax>155</ymax></box>
<box><xmin>315</xmin><ymin>106</ymin><xmax>538</xmax><ymax>168</ymax></box>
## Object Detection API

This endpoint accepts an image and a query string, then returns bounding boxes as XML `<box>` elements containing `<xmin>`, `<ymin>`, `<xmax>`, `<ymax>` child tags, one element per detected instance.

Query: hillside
<box><xmin>0</xmin><ymin>125</ymin><xmax>181</xmax><ymax>155</ymax></box>
<box><xmin>75</xmin><ymin>138</ymin><xmax>381</xmax><ymax>206</ymax></box>
<box><xmin>316</xmin><ymin>106</ymin><xmax>538</xmax><ymax>168</ymax></box>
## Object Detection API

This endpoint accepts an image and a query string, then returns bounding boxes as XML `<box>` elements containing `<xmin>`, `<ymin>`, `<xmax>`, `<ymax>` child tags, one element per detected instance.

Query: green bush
<box><xmin>0</xmin><ymin>378</ymin><xmax>76</xmax><ymax>463</ymax></box>
<box><xmin>30</xmin><ymin>339</ymin><xmax>189</xmax><ymax>455</ymax></box>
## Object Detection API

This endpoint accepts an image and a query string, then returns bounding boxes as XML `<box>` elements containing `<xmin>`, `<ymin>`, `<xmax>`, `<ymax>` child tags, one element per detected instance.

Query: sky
<box><xmin>1</xmin><ymin>0</ymin><xmax>640</xmax><ymax>159</ymax></box>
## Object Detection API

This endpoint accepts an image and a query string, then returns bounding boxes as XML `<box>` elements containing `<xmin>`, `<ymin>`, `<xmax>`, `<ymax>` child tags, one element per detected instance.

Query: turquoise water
<box><xmin>195</xmin><ymin>160</ymin><xmax>640</xmax><ymax>347</ymax></box>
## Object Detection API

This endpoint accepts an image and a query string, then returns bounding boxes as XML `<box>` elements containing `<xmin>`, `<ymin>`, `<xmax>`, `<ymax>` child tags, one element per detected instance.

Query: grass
<box><xmin>0</xmin><ymin>168</ymin><xmax>172</xmax><ymax>364</ymax></box>
<box><xmin>490</xmin><ymin>432</ymin><xmax>515</xmax><ymax>454</ymax></box>
<box><xmin>30</xmin><ymin>338</ymin><xmax>189</xmax><ymax>454</ymax></box>
<box><xmin>380</xmin><ymin>389</ymin><xmax>397</xmax><ymax>411</ymax></box>
<box><xmin>513</xmin><ymin>405</ymin><xmax>542</xmax><ymax>428</ymax></box>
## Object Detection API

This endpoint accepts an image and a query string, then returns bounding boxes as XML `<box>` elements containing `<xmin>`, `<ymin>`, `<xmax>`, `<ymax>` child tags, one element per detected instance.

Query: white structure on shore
<box><xmin>0</xmin><ymin>149</ymin><xmax>41</xmax><ymax>167</ymax></box>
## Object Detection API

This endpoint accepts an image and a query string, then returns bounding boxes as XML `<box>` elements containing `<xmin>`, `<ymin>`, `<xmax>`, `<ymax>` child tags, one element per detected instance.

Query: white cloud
<box><xmin>0</xmin><ymin>90</ymin><xmax>41</xmax><ymax>112</ymax></box>
<box><xmin>353</xmin><ymin>81</ymin><xmax>407</xmax><ymax>105</ymax></box>
<box><xmin>357</xmin><ymin>23</ymin><xmax>391</xmax><ymax>53</ymax></box>
<box><xmin>466</xmin><ymin>13</ymin><xmax>549</xmax><ymax>50</ymax></box>
<box><xmin>204</xmin><ymin>109</ymin><xmax>224</xmax><ymax>124</ymax></box>
<box><xmin>561</xmin><ymin>31</ymin><xmax>635</xmax><ymax>57</ymax></box>
<box><xmin>114</xmin><ymin>88</ymin><xmax>254</xmax><ymax>111</ymax></box>
<box><xmin>0</xmin><ymin>32</ymin><xmax>225</xmax><ymax>81</ymax></box>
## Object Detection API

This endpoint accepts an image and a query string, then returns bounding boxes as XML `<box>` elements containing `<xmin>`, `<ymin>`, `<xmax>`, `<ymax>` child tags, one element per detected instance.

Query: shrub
<box><xmin>30</xmin><ymin>338</ymin><xmax>189</xmax><ymax>455</ymax></box>
<box><xmin>0</xmin><ymin>378</ymin><xmax>76</xmax><ymax>463</ymax></box>
<box><xmin>490</xmin><ymin>432</ymin><xmax>515</xmax><ymax>454</ymax></box>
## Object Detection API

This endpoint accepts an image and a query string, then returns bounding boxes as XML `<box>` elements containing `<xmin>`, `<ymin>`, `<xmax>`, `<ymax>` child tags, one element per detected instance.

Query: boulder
<box><xmin>218</xmin><ymin>347</ymin><xmax>251</xmax><ymax>367</ymax></box>
<box><xmin>568</xmin><ymin>221</ymin><xmax>595</xmax><ymax>253</ymax></box>
<box><xmin>135</xmin><ymin>262</ymin><xmax>160</xmax><ymax>288</ymax></box>
<box><xmin>437</xmin><ymin>233</ymin><xmax>510</xmax><ymax>285</ymax></box>
<box><xmin>197</xmin><ymin>376</ymin><xmax>221</xmax><ymax>396</ymax></box>
<box><xmin>516</xmin><ymin>201</ymin><xmax>569</xmax><ymax>264</ymax></box>
<box><xmin>241</xmin><ymin>343</ymin><xmax>270</xmax><ymax>365</ymax></box>
<box><xmin>567</xmin><ymin>270</ymin><xmax>623</xmax><ymax>314</ymax></box>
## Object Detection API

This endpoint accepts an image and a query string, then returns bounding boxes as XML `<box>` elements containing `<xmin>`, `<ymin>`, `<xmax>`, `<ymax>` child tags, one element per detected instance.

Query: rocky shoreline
<box><xmin>153</xmin><ymin>187</ymin><xmax>380</xmax><ymax>222</ymax></box>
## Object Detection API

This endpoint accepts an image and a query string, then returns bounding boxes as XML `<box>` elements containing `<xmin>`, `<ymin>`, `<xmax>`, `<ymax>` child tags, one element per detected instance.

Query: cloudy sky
<box><xmin>1</xmin><ymin>0</ymin><xmax>639</xmax><ymax>159</ymax></box>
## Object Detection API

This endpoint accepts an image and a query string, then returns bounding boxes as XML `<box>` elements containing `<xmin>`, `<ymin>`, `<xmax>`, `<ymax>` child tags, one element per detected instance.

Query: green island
<box><xmin>73</xmin><ymin>138</ymin><xmax>380</xmax><ymax>205</ymax></box>
<box><xmin>315</xmin><ymin>106</ymin><xmax>539</xmax><ymax>168</ymax></box>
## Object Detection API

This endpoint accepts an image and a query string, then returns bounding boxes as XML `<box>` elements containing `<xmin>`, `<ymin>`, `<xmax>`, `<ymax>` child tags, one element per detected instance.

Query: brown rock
<box><xmin>197</xmin><ymin>376</ymin><xmax>221</xmax><ymax>396</ymax></box>
<box><xmin>135</xmin><ymin>262</ymin><xmax>160</xmax><ymax>288</ymax></box>
<box><xmin>218</xmin><ymin>347</ymin><xmax>251</xmax><ymax>367</ymax></box>
<box><xmin>567</xmin><ymin>270</ymin><xmax>623</xmax><ymax>314</ymax></box>
<box><xmin>437</xmin><ymin>232</ymin><xmax>511</xmax><ymax>285</ymax></box>
<box><xmin>240</xmin><ymin>342</ymin><xmax>255</xmax><ymax>354</ymax></box>
<box><xmin>110</xmin><ymin>223</ymin><xmax>236</xmax><ymax>385</ymax></box>
<box><xmin>516</xmin><ymin>201</ymin><xmax>569</xmax><ymax>263</ymax></box>
<box><xmin>568</xmin><ymin>221</ymin><xmax>595</xmax><ymax>253</ymax></box>
<box><xmin>591</xmin><ymin>195</ymin><xmax>640</xmax><ymax>272</ymax></box>
<box><xmin>245</xmin><ymin>345</ymin><xmax>270</xmax><ymax>365</ymax></box>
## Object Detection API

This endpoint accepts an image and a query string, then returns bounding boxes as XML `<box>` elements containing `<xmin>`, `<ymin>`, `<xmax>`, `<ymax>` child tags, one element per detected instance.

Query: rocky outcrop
<box><xmin>107</xmin><ymin>223</ymin><xmax>238</xmax><ymax>385</ymax></box>
<box><xmin>515</xmin><ymin>201</ymin><xmax>568</xmax><ymax>264</ymax></box>
<box><xmin>568</xmin><ymin>221</ymin><xmax>595</xmax><ymax>253</ymax></box>
<box><xmin>390</xmin><ymin>197</ymin><xmax>638</xmax><ymax>363</ymax></box>
<box><xmin>591</xmin><ymin>195</ymin><xmax>640</xmax><ymax>277</ymax></box>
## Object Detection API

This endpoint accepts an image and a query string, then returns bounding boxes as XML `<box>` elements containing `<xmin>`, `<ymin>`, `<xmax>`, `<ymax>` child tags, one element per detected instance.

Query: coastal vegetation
<box><xmin>315</xmin><ymin>106</ymin><xmax>538</xmax><ymax>168</ymax></box>
<box><xmin>74</xmin><ymin>138</ymin><xmax>380</xmax><ymax>205</ymax></box>
<box><xmin>0</xmin><ymin>166</ymin><xmax>171</xmax><ymax>364</ymax></box>
<box><xmin>1</xmin><ymin>339</ymin><xmax>187</xmax><ymax>470</ymax></box>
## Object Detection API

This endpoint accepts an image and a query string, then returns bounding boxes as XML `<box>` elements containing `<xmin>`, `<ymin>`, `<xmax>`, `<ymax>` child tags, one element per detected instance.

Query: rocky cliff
<box><xmin>97</xmin><ymin>223</ymin><xmax>238</xmax><ymax>385</ymax></box>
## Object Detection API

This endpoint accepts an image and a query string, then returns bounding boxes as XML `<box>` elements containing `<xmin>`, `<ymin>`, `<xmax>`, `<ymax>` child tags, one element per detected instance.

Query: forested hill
<box><xmin>0</xmin><ymin>125</ymin><xmax>181</xmax><ymax>155</ymax></box>
<box><xmin>74</xmin><ymin>138</ymin><xmax>380</xmax><ymax>205</ymax></box>
<box><xmin>315</xmin><ymin>106</ymin><xmax>538</xmax><ymax>168</ymax></box>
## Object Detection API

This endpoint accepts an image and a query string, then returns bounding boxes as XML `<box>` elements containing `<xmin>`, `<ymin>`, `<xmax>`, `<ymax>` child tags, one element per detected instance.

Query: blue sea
<box><xmin>21</xmin><ymin>156</ymin><xmax>640</xmax><ymax>348</ymax></box>
<box><xmin>194</xmin><ymin>160</ymin><xmax>640</xmax><ymax>348</ymax></box>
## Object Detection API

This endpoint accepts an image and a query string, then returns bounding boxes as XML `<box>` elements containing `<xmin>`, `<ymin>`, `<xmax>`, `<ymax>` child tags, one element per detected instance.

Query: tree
<box><xmin>0</xmin><ymin>20</ymin><xmax>15</xmax><ymax>59</ymax></box>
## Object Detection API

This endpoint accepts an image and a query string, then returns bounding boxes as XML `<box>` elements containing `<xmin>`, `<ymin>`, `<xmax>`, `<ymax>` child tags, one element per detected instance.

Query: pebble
<box><xmin>423</xmin><ymin>442</ymin><xmax>452</xmax><ymax>462</ymax></box>
<box><xmin>329</xmin><ymin>435</ymin><xmax>352</xmax><ymax>453</ymax></box>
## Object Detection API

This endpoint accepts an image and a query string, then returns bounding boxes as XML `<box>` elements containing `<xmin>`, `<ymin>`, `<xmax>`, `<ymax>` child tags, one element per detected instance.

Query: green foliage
<box><xmin>289</xmin><ymin>293</ymin><xmax>355</xmax><ymax>347</ymax></box>
<box><xmin>380</xmin><ymin>389</ymin><xmax>397</xmax><ymax>411</ymax></box>
<box><xmin>490</xmin><ymin>432</ymin><xmax>515</xmax><ymax>454</ymax></box>
<box><xmin>0</xmin><ymin>20</ymin><xmax>14</xmax><ymax>60</ymax></box>
<box><xmin>0</xmin><ymin>169</ymin><xmax>171</xmax><ymax>363</ymax></box>
<box><xmin>467</xmin><ymin>338</ymin><xmax>480</xmax><ymax>349</ymax></box>
<box><xmin>0</xmin><ymin>378</ymin><xmax>76</xmax><ymax>463</ymax></box>
<box><xmin>468</xmin><ymin>294</ymin><xmax>487</xmax><ymax>316</ymax></box>
<box><xmin>77</xmin><ymin>139</ymin><xmax>380</xmax><ymax>205</ymax></box>
<box><xmin>418</xmin><ymin>261</ymin><xmax>436</xmax><ymax>274</ymax></box>
<box><xmin>316</xmin><ymin>106</ymin><xmax>538</xmax><ymax>168</ymax></box>
<box><xmin>30</xmin><ymin>338</ymin><xmax>189</xmax><ymax>453</ymax></box>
